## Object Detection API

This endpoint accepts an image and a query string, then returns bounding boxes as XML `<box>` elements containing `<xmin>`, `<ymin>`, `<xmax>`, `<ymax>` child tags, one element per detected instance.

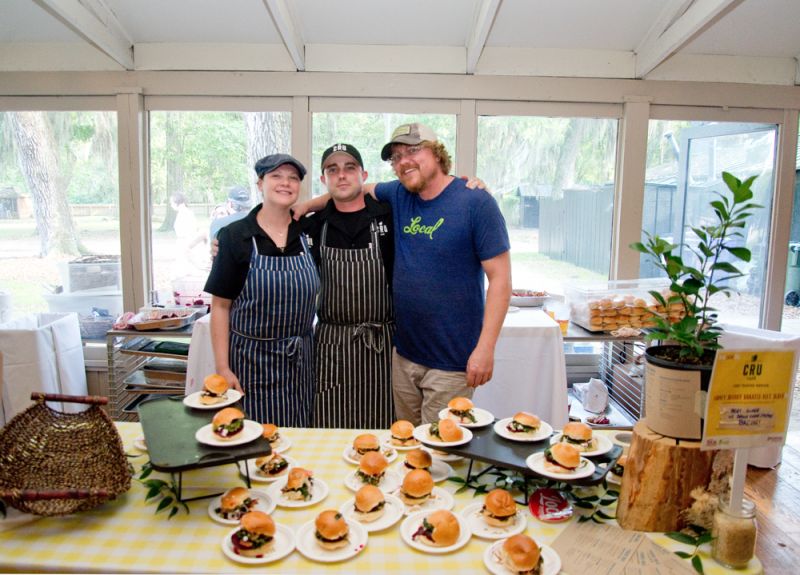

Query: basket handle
<box><xmin>31</xmin><ymin>392</ymin><xmax>109</xmax><ymax>406</ymax></box>
<box><xmin>0</xmin><ymin>488</ymin><xmax>110</xmax><ymax>501</ymax></box>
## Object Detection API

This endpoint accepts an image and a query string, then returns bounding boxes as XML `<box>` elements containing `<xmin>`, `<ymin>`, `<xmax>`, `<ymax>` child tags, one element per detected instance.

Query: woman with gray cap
<box><xmin>204</xmin><ymin>154</ymin><xmax>319</xmax><ymax>425</ymax></box>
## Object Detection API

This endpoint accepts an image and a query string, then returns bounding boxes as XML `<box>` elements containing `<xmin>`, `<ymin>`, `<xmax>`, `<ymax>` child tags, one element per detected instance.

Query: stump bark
<box><xmin>616</xmin><ymin>419</ymin><xmax>727</xmax><ymax>532</ymax></box>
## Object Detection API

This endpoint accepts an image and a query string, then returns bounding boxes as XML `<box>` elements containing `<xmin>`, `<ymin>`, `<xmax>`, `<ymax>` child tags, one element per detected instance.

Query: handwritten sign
<box><xmin>702</xmin><ymin>349</ymin><xmax>795</xmax><ymax>450</ymax></box>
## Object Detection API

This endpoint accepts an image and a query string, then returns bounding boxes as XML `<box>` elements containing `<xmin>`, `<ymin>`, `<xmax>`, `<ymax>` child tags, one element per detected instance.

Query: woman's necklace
<box><xmin>261</xmin><ymin>216</ymin><xmax>290</xmax><ymax>252</ymax></box>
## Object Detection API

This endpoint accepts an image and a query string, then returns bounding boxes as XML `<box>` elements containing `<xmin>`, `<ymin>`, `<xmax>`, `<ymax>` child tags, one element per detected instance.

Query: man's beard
<box><xmin>399</xmin><ymin>168</ymin><xmax>427</xmax><ymax>194</ymax></box>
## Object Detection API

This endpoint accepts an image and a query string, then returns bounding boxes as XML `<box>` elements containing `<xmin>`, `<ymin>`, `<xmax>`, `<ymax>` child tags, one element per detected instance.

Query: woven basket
<box><xmin>0</xmin><ymin>393</ymin><xmax>132</xmax><ymax>516</ymax></box>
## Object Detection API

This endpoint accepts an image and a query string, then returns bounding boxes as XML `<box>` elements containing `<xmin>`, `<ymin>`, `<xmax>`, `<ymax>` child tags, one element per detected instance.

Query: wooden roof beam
<box><xmin>262</xmin><ymin>0</ymin><xmax>305</xmax><ymax>71</ymax></box>
<box><xmin>34</xmin><ymin>0</ymin><xmax>133</xmax><ymax>69</ymax></box>
<box><xmin>635</xmin><ymin>0</ymin><xmax>743</xmax><ymax>79</ymax></box>
<box><xmin>466</xmin><ymin>0</ymin><xmax>502</xmax><ymax>74</ymax></box>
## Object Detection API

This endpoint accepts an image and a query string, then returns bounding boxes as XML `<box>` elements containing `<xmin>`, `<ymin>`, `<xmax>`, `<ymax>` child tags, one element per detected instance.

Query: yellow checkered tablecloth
<box><xmin>0</xmin><ymin>423</ymin><xmax>761</xmax><ymax>573</ymax></box>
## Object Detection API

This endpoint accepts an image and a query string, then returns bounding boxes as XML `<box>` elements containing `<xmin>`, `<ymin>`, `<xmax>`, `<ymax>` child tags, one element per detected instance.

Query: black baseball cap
<box><xmin>254</xmin><ymin>153</ymin><xmax>307</xmax><ymax>180</ymax></box>
<box><xmin>320</xmin><ymin>143</ymin><xmax>364</xmax><ymax>170</ymax></box>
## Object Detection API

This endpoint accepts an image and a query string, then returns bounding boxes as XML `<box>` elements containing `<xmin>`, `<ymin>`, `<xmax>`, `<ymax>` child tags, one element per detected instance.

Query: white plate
<box><xmin>295</xmin><ymin>517</ymin><xmax>368</xmax><ymax>563</ymax></box>
<box><xmin>344</xmin><ymin>468</ymin><xmax>402</xmax><ymax>494</ymax></box>
<box><xmin>550</xmin><ymin>432</ymin><xmax>613</xmax><ymax>457</ymax></box>
<box><xmin>271</xmin><ymin>435</ymin><xmax>292</xmax><ymax>454</ymax></box>
<box><xmin>195</xmin><ymin>419</ymin><xmax>262</xmax><ymax>447</ymax></box>
<box><xmin>341</xmin><ymin>444</ymin><xmax>398</xmax><ymax>465</ymax></box>
<box><xmin>493</xmin><ymin>418</ymin><xmax>553</xmax><ymax>443</ymax></box>
<box><xmin>525</xmin><ymin>452</ymin><xmax>596</xmax><ymax>480</ymax></box>
<box><xmin>182</xmin><ymin>389</ymin><xmax>243</xmax><ymax>410</ymax></box>
<box><xmin>437</xmin><ymin>407</ymin><xmax>495</xmax><ymax>429</ymax></box>
<box><xmin>392</xmin><ymin>486</ymin><xmax>455</xmax><ymax>516</ymax></box>
<box><xmin>207</xmin><ymin>489</ymin><xmax>276</xmax><ymax>525</ymax></box>
<box><xmin>400</xmin><ymin>510</ymin><xmax>471</xmax><ymax>554</ymax></box>
<box><xmin>412</xmin><ymin>424</ymin><xmax>473</xmax><ymax>447</ymax></box>
<box><xmin>509</xmin><ymin>292</ymin><xmax>549</xmax><ymax>307</ymax></box>
<box><xmin>221</xmin><ymin>523</ymin><xmax>295</xmax><ymax>565</ymax></box>
<box><xmin>133</xmin><ymin>436</ymin><xmax>147</xmax><ymax>452</ymax></box>
<box><xmin>241</xmin><ymin>455</ymin><xmax>298</xmax><ymax>483</ymax></box>
<box><xmin>400</xmin><ymin>458</ymin><xmax>453</xmax><ymax>483</ymax></box>
<box><xmin>483</xmin><ymin>539</ymin><xmax>561</xmax><ymax>575</ymax></box>
<box><xmin>459</xmin><ymin>501</ymin><xmax>526</xmax><ymax>540</ymax></box>
<box><xmin>428</xmin><ymin>449</ymin><xmax>464</xmax><ymax>463</ymax></box>
<box><xmin>265</xmin><ymin>476</ymin><xmax>329</xmax><ymax>508</ymax></box>
<box><xmin>380</xmin><ymin>433</ymin><xmax>423</xmax><ymax>451</ymax></box>
<box><xmin>338</xmin><ymin>493</ymin><xmax>405</xmax><ymax>532</ymax></box>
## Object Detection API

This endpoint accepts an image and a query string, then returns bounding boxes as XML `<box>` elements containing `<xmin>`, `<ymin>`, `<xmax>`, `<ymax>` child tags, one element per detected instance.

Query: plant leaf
<box><xmin>666</xmin><ymin>531</ymin><xmax>698</xmax><ymax>546</ymax></box>
<box><xmin>692</xmin><ymin>554</ymin><xmax>705</xmax><ymax>574</ymax></box>
<box><xmin>156</xmin><ymin>496</ymin><xmax>173</xmax><ymax>512</ymax></box>
<box><xmin>675</xmin><ymin>551</ymin><xmax>692</xmax><ymax>559</ymax></box>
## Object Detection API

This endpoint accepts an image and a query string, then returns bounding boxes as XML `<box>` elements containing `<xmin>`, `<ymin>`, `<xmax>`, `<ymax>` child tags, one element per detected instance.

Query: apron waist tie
<box><xmin>231</xmin><ymin>329</ymin><xmax>305</xmax><ymax>364</ymax></box>
<box><xmin>351</xmin><ymin>322</ymin><xmax>390</xmax><ymax>354</ymax></box>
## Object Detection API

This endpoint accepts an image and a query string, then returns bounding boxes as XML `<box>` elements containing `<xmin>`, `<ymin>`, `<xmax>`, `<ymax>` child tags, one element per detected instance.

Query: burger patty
<box><xmin>315</xmin><ymin>530</ymin><xmax>348</xmax><ymax>543</ymax></box>
<box><xmin>231</xmin><ymin>529</ymin><xmax>272</xmax><ymax>552</ymax></box>
<box><xmin>355</xmin><ymin>499</ymin><xmax>386</xmax><ymax>514</ymax></box>
<box><xmin>480</xmin><ymin>505</ymin><xmax>515</xmax><ymax>522</ymax></box>
<box><xmin>507</xmin><ymin>420</ymin><xmax>537</xmax><ymax>433</ymax></box>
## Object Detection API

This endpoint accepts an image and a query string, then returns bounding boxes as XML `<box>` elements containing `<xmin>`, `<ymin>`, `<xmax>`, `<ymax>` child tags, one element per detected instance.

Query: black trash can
<box><xmin>784</xmin><ymin>243</ymin><xmax>800</xmax><ymax>306</ymax></box>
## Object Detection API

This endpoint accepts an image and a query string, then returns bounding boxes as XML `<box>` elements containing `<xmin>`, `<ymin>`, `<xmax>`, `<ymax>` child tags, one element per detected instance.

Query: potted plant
<box><xmin>630</xmin><ymin>171</ymin><xmax>762</xmax><ymax>439</ymax></box>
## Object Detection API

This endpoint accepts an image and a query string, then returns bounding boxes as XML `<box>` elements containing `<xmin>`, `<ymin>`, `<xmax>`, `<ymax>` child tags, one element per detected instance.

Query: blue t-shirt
<box><xmin>375</xmin><ymin>178</ymin><xmax>510</xmax><ymax>371</ymax></box>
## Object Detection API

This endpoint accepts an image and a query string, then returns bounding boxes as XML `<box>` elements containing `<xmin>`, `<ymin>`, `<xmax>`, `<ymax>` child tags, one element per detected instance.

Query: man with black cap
<box><xmin>204</xmin><ymin>153</ymin><xmax>319</xmax><ymax>426</ymax></box>
<box><xmin>295</xmin><ymin>124</ymin><xmax>511</xmax><ymax>425</ymax></box>
<box><xmin>303</xmin><ymin>143</ymin><xmax>395</xmax><ymax>429</ymax></box>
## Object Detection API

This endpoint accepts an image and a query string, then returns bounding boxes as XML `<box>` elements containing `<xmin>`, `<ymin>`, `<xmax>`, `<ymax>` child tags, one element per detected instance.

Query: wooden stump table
<box><xmin>616</xmin><ymin>419</ymin><xmax>731</xmax><ymax>532</ymax></box>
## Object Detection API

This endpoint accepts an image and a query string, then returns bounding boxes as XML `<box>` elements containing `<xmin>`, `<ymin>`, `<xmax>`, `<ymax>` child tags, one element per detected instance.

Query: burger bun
<box><xmin>544</xmin><ymin>443</ymin><xmax>581</xmax><ymax>474</ymax></box>
<box><xmin>236</xmin><ymin>511</ymin><xmax>275</xmax><ymax>556</ymax></box>
<box><xmin>315</xmin><ymin>509</ymin><xmax>349</xmax><ymax>550</ymax></box>
<box><xmin>421</xmin><ymin>510</ymin><xmax>460</xmax><ymax>547</ymax></box>
<box><xmin>500</xmin><ymin>534</ymin><xmax>541</xmax><ymax>572</ymax></box>
<box><xmin>400</xmin><ymin>469</ymin><xmax>434</xmax><ymax>505</ymax></box>
<box><xmin>482</xmin><ymin>488</ymin><xmax>517</xmax><ymax>527</ymax></box>
<box><xmin>353</xmin><ymin>485</ymin><xmax>385</xmax><ymax>523</ymax></box>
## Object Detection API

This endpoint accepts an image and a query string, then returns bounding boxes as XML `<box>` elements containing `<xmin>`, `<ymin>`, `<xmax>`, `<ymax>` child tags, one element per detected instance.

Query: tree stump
<box><xmin>616</xmin><ymin>419</ymin><xmax>729</xmax><ymax>532</ymax></box>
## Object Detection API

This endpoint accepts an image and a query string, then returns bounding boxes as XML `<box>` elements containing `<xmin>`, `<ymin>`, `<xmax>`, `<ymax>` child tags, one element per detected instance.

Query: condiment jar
<box><xmin>711</xmin><ymin>495</ymin><xmax>757</xmax><ymax>569</ymax></box>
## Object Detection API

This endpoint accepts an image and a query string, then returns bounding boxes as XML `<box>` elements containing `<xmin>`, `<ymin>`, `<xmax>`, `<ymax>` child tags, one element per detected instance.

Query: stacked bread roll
<box><xmin>569</xmin><ymin>289</ymin><xmax>686</xmax><ymax>332</ymax></box>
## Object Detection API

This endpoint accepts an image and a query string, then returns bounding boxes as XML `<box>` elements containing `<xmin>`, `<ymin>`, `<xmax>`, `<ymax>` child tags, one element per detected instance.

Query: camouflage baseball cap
<box><xmin>380</xmin><ymin>123</ymin><xmax>439</xmax><ymax>161</ymax></box>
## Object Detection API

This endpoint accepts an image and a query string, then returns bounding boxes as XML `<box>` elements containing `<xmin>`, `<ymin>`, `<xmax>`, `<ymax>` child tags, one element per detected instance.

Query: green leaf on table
<box><xmin>595</xmin><ymin>510</ymin><xmax>615</xmax><ymax>520</ymax></box>
<box><xmin>573</xmin><ymin>501</ymin><xmax>595</xmax><ymax>509</ymax></box>
<box><xmin>666</xmin><ymin>531</ymin><xmax>698</xmax><ymax>546</ymax></box>
<box><xmin>691</xmin><ymin>554</ymin><xmax>705</xmax><ymax>574</ymax></box>
<box><xmin>696</xmin><ymin>532</ymin><xmax>714</xmax><ymax>545</ymax></box>
<box><xmin>168</xmin><ymin>507</ymin><xmax>179</xmax><ymax>519</ymax></box>
<box><xmin>675</xmin><ymin>551</ymin><xmax>692</xmax><ymax>559</ymax></box>
<box><xmin>156</xmin><ymin>496</ymin><xmax>173</xmax><ymax>512</ymax></box>
<box><xmin>599</xmin><ymin>498</ymin><xmax>617</xmax><ymax>506</ymax></box>
<box><xmin>578</xmin><ymin>515</ymin><xmax>591</xmax><ymax>523</ymax></box>
<box><xmin>145</xmin><ymin>486</ymin><xmax>161</xmax><ymax>501</ymax></box>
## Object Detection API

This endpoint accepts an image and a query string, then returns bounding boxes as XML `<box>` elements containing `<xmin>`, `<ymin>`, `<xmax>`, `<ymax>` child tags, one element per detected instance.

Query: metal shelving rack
<box><xmin>106</xmin><ymin>326</ymin><xmax>192</xmax><ymax>421</ymax></box>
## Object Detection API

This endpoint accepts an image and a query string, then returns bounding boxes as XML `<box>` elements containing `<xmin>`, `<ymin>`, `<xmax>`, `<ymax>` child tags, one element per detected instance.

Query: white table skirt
<box><xmin>473</xmin><ymin>308</ymin><xmax>569</xmax><ymax>428</ymax></box>
<box><xmin>185</xmin><ymin>308</ymin><xmax>569</xmax><ymax>428</ymax></box>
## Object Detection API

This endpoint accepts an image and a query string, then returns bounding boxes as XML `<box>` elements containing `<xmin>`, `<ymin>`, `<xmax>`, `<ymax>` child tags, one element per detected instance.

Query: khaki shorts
<box><xmin>391</xmin><ymin>350</ymin><xmax>472</xmax><ymax>426</ymax></box>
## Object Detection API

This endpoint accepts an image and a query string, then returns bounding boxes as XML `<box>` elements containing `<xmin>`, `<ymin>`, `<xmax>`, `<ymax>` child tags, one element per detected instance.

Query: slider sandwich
<box><xmin>390</xmin><ymin>420</ymin><xmax>420</xmax><ymax>447</ymax></box>
<box><xmin>211</xmin><ymin>407</ymin><xmax>245</xmax><ymax>441</ymax></box>
<box><xmin>559</xmin><ymin>422</ymin><xmax>596</xmax><ymax>452</ymax></box>
<box><xmin>543</xmin><ymin>443</ymin><xmax>581</xmax><ymax>474</ymax></box>
<box><xmin>356</xmin><ymin>451</ymin><xmax>388</xmax><ymax>486</ymax></box>
<box><xmin>231</xmin><ymin>511</ymin><xmax>275</xmax><ymax>557</ymax></box>
<box><xmin>261</xmin><ymin>423</ymin><xmax>281</xmax><ymax>448</ymax></box>
<box><xmin>281</xmin><ymin>467</ymin><xmax>314</xmax><ymax>501</ymax></box>
<box><xmin>403</xmin><ymin>449</ymin><xmax>432</xmax><ymax>473</ymax></box>
<box><xmin>411</xmin><ymin>509</ymin><xmax>460</xmax><ymax>547</ymax></box>
<box><xmin>315</xmin><ymin>509</ymin><xmax>350</xmax><ymax>550</ymax></box>
<box><xmin>447</xmin><ymin>396</ymin><xmax>477</xmax><ymax>424</ymax></box>
<box><xmin>352</xmin><ymin>484</ymin><xmax>386</xmax><ymax>523</ymax></box>
<box><xmin>499</xmin><ymin>534</ymin><xmax>543</xmax><ymax>574</ymax></box>
<box><xmin>506</xmin><ymin>411</ymin><xmax>541</xmax><ymax>434</ymax></box>
<box><xmin>481</xmin><ymin>488</ymin><xmax>518</xmax><ymax>527</ymax></box>
<box><xmin>429</xmin><ymin>419</ymin><xmax>463</xmax><ymax>443</ymax></box>
<box><xmin>200</xmin><ymin>373</ymin><xmax>230</xmax><ymax>405</ymax></box>
<box><xmin>255</xmin><ymin>452</ymin><xmax>289</xmax><ymax>477</ymax></box>
<box><xmin>215</xmin><ymin>487</ymin><xmax>257</xmax><ymax>521</ymax></box>
<box><xmin>352</xmin><ymin>433</ymin><xmax>381</xmax><ymax>459</ymax></box>
<box><xmin>399</xmin><ymin>469</ymin><xmax>434</xmax><ymax>505</ymax></box>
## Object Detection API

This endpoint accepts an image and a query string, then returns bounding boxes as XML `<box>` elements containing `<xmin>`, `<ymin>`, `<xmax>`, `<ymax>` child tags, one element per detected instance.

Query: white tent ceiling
<box><xmin>2</xmin><ymin>0</ymin><xmax>799</xmax><ymax>85</ymax></box>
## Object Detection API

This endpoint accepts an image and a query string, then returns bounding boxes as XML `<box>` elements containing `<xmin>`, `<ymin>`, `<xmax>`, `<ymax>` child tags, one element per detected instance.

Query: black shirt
<box><xmin>303</xmin><ymin>195</ymin><xmax>394</xmax><ymax>286</ymax></box>
<box><xmin>205</xmin><ymin>197</ymin><xmax>394</xmax><ymax>301</ymax></box>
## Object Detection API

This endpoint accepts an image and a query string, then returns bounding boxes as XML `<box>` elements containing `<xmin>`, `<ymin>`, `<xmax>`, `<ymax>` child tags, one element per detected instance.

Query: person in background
<box><xmin>204</xmin><ymin>154</ymin><xmax>319</xmax><ymax>425</ymax></box>
<box><xmin>209</xmin><ymin>186</ymin><xmax>253</xmax><ymax>240</ymax></box>
<box><xmin>295</xmin><ymin>124</ymin><xmax>511</xmax><ymax>425</ymax></box>
<box><xmin>304</xmin><ymin>143</ymin><xmax>395</xmax><ymax>429</ymax></box>
<box><xmin>170</xmin><ymin>191</ymin><xmax>208</xmax><ymax>275</ymax></box>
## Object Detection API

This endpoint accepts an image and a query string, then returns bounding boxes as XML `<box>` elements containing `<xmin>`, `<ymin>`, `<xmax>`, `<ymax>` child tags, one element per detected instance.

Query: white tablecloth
<box><xmin>473</xmin><ymin>309</ymin><xmax>569</xmax><ymax>428</ymax></box>
<box><xmin>185</xmin><ymin>309</ymin><xmax>569</xmax><ymax>428</ymax></box>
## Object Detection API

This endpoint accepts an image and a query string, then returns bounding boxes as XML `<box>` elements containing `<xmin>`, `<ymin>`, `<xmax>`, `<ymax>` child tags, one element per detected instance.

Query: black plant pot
<box><xmin>644</xmin><ymin>345</ymin><xmax>716</xmax><ymax>440</ymax></box>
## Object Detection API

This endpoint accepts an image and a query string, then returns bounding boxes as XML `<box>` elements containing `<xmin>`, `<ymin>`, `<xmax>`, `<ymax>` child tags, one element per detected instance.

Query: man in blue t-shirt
<box><xmin>373</xmin><ymin>123</ymin><xmax>511</xmax><ymax>424</ymax></box>
<box><xmin>295</xmin><ymin>123</ymin><xmax>511</xmax><ymax>424</ymax></box>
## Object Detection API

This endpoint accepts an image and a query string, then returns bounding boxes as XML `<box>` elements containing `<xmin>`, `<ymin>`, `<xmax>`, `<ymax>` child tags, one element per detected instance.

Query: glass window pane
<box><xmin>781</xmin><ymin>120</ymin><xmax>800</xmax><ymax>334</ymax></box>
<box><xmin>477</xmin><ymin>116</ymin><xmax>619</xmax><ymax>295</ymax></box>
<box><xmin>0</xmin><ymin>111</ymin><xmax>120</xmax><ymax>319</ymax></box>
<box><xmin>310</xmin><ymin>113</ymin><xmax>457</xmax><ymax>197</ymax></box>
<box><xmin>147</xmin><ymin>111</ymin><xmax>290</xmax><ymax>301</ymax></box>
<box><xmin>642</xmin><ymin>120</ymin><xmax>777</xmax><ymax>328</ymax></box>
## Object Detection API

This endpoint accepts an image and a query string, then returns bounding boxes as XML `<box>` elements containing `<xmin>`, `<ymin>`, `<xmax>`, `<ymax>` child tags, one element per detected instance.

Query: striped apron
<box><xmin>313</xmin><ymin>220</ymin><xmax>395</xmax><ymax>428</ymax></box>
<box><xmin>229</xmin><ymin>235</ymin><xmax>319</xmax><ymax>426</ymax></box>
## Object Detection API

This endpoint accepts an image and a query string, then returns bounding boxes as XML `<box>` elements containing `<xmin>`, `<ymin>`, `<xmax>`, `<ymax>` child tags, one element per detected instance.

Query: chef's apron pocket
<box><xmin>315</xmin><ymin>342</ymin><xmax>344</xmax><ymax>393</ymax></box>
